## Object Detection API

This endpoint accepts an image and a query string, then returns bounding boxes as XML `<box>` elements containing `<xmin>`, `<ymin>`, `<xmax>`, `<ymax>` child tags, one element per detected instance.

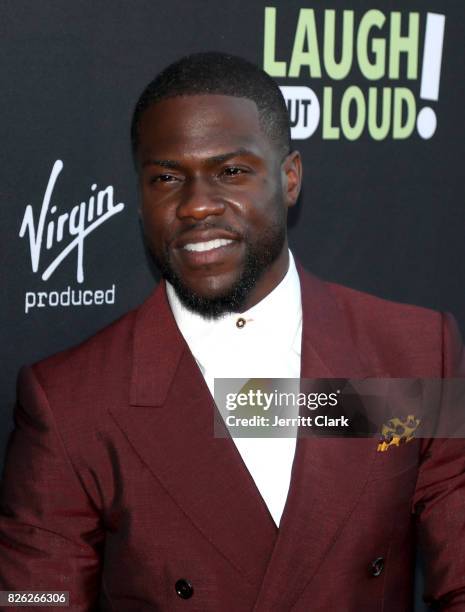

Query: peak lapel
<box><xmin>253</xmin><ymin>267</ymin><xmax>383</xmax><ymax>611</ymax></box>
<box><xmin>109</xmin><ymin>282</ymin><xmax>277</xmax><ymax>586</ymax></box>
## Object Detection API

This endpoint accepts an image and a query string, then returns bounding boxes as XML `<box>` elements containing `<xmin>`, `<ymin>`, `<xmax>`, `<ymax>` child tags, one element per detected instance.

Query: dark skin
<box><xmin>136</xmin><ymin>94</ymin><xmax>302</xmax><ymax>312</ymax></box>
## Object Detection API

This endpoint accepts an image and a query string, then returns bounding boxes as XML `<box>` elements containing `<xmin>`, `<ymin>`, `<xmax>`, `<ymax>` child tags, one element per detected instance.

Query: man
<box><xmin>0</xmin><ymin>52</ymin><xmax>464</xmax><ymax>611</ymax></box>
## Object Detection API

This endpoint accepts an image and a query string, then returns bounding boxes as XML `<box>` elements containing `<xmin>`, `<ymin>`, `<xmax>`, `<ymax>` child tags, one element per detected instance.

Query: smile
<box><xmin>183</xmin><ymin>238</ymin><xmax>234</xmax><ymax>253</ymax></box>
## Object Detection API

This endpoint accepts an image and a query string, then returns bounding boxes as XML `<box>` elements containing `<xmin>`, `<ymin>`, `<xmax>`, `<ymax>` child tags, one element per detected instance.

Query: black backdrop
<box><xmin>2</xmin><ymin>2</ymin><xmax>464</xmax><ymax>609</ymax></box>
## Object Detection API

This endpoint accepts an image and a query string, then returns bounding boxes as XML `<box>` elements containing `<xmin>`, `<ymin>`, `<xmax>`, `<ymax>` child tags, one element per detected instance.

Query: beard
<box><xmin>151</xmin><ymin>220</ymin><xmax>286</xmax><ymax>319</ymax></box>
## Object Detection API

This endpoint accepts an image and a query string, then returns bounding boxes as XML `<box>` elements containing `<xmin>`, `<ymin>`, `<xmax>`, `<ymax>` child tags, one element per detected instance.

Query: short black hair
<box><xmin>130</xmin><ymin>51</ymin><xmax>291</xmax><ymax>166</ymax></box>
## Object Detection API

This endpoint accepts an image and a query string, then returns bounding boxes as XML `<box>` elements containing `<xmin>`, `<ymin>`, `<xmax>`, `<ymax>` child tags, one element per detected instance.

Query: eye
<box><xmin>220</xmin><ymin>166</ymin><xmax>248</xmax><ymax>178</ymax></box>
<box><xmin>150</xmin><ymin>174</ymin><xmax>179</xmax><ymax>184</ymax></box>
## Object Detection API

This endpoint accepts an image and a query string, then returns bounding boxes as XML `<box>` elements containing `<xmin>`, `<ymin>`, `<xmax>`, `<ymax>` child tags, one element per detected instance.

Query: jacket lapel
<box><xmin>253</xmin><ymin>266</ymin><xmax>385</xmax><ymax>611</ymax></box>
<box><xmin>109</xmin><ymin>282</ymin><xmax>277</xmax><ymax>587</ymax></box>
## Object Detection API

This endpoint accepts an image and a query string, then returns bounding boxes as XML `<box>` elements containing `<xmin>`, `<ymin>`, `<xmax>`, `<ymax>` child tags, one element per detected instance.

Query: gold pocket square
<box><xmin>377</xmin><ymin>415</ymin><xmax>421</xmax><ymax>452</ymax></box>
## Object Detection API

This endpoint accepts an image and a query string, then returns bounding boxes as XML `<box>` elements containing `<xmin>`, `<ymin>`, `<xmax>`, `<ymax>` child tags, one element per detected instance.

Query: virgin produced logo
<box><xmin>19</xmin><ymin>159</ymin><xmax>125</xmax><ymax>313</ymax></box>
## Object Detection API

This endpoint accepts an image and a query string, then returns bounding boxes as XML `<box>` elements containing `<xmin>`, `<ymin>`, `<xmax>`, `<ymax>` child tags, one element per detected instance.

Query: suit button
<box><xmin>175</xmin><ymin>578</ymin><xmax>193</xmax><ymax>599</ymax></box>
<box><xmin>370</xmin><ymin>557</ymin><xmax>384</xmax><ymax>577</ymax></box>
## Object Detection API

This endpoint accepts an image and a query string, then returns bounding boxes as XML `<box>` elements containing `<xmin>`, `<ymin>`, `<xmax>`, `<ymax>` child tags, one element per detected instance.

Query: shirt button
<box><xmin>370</xmin><ymin>557</ymin><xmax>384</xmax><ymax>577</ymax></box>
<box><xmin>175</xmin><ymin>578</ymin><xmax>194</xmax><ymax>599</ymax></box>
<box><xmin>236</xmin><ymin>317</ymin><xmax>246</xmax><ymax>329</ymax></box>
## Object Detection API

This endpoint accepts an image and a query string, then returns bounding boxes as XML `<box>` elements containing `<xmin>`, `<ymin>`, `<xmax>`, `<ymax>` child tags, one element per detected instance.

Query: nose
<box><xmin>176</xmin><ymin>176</ymin><xmax>226</xmax><ymax>221</ymax></box>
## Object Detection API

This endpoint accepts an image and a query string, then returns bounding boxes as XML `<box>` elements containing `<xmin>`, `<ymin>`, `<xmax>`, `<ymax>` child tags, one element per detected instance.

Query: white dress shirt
<box><xmin>166</xmin><ymin>250</ymin><xmax>302</xmax><ymax>526</ymax></box>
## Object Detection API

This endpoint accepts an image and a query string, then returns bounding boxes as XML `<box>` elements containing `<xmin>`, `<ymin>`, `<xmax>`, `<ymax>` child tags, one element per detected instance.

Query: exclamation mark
<box><xmin>417</xmin><ymin>13</ymin><xmax>446</xmax><ymax>139</ymax></box>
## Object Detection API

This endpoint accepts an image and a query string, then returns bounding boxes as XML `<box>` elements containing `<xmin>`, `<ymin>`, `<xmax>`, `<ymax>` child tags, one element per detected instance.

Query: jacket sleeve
<box><xmin>413</xmin><ymin>313</ymin><xmax>465</xmax><ymax>610</ymax></box>
<box><xmin>0</xmin><ymin>365</ymin><xmax>104</xmax><ymax>611</ymax></box>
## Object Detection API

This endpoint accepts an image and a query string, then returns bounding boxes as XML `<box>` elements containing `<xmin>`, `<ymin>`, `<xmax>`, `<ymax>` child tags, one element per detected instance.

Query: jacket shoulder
<box><xmin>323</xmin><ymin>280</ymin><xmax>447</xmax><ymax>376</ymax></box>
<box><xmin>325</xmin><ymin>281</ymin><xmax>441</xmax><ymax>328</ymax></box>
<box><xmin>30</xmin><ymin>306</ymin><xmax>138</xmax><ymax>386</ymax></box>
<box><xmin>26</xmin><ymin>282</ymin><xmax>164</xmax><ymax>397</ymax></box>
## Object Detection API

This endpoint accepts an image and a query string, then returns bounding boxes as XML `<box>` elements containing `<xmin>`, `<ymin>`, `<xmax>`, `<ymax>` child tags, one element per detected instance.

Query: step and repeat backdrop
<box><xmin>1</xmin><ymin>2</ymin><xmax>464</xmax><ymax>608</ymax></box>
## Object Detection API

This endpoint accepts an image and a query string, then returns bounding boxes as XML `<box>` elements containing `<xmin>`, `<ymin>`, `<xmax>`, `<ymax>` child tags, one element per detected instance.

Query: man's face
<box><xmin>136</xmin><ymin>94</ymin><xmax>301</xmax><ymax>317</ymax></box>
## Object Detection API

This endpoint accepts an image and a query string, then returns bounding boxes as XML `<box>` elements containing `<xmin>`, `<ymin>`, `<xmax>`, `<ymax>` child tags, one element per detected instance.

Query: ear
<box><xmin>281</xmin><ymin>150</ymin><xmax>302</xmax><ymax>208</ymax></box>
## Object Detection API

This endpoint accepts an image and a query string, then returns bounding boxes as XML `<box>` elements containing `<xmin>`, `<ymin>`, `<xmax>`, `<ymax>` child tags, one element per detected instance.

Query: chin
<box><xmin>187</xmin><ymin>273</ymin><xmax>241</xmax><ymax>299</ymax></box>
<box><xmin>169</xmin><ymin>274</ymin><xmax>251</xmax><ymax>319</ymax></box>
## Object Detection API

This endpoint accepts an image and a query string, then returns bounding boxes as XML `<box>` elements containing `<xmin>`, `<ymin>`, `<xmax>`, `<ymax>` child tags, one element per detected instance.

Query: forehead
<box><xmin>137</xmin><ymin>94</ymin><xmax>272</xmax><ymax>161</ymax></box>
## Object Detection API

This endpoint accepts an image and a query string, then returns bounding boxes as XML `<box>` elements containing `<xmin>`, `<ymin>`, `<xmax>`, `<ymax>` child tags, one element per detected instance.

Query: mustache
<box><xmin>171</xmin><ymin>221</ymin><xmax>243</xmax><ymax>243</ymax></box>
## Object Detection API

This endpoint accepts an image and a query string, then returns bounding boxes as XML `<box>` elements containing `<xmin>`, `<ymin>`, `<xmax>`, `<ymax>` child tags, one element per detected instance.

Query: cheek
<box><xmin>232</xmin><ymin>181</ymin><xmax>278</xmax><ymax>218</ymax></box>
<box><xmin>243</xmin><ymin>194</ymin><xmax>286</xmax><ymax>232</ymax></box>
<box><xmin>252</xmin><ymin>178</ymin><xmax>285</xmax><ymax>216</ymax></box>
<box><xmin>141</xmin><ymin>197</ymin><xmax>177</xmax><ymax>244</ymax></box>
<box><xmin>141</xmin><ymin>209</ymin><xmax>166</xmax><ymax>252</ymax></box>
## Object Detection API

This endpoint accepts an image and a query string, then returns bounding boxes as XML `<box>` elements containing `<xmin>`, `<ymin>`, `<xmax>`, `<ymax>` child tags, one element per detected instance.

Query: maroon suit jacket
<box><xmin>1</xmin><ymin>266</ymin><xmax>465</xmax><ymax>611</ymax></box>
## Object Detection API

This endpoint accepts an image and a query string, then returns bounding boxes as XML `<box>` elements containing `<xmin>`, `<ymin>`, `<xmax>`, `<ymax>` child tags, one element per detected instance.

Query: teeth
<box><xmin>183</xmin><ymin>238</ymin><xmax>234</xmax><ymax>253</ymax></box>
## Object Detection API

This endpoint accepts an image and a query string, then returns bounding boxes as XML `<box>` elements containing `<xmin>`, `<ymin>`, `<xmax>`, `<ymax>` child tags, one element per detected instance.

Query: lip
<box><xmin>173</xmin><ymin>233</ymin><xmax>242</xmax><ymax>267</ymax></box>
<box><xmin>174</xmin><ymin>229</ymin><xmax>241</xmax><ymax>250</ymax></box>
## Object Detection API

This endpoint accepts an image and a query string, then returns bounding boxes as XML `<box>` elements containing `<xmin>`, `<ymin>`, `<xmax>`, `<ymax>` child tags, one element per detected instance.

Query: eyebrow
<box><xmin>141</xmin><ymin>147</ymin><xmax>260</xmax><ymax>169</ymax></box>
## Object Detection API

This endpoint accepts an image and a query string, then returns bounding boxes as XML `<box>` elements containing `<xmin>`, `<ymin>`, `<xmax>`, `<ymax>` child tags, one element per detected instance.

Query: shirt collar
<box><xmin>166</xmin><ymin>250</ymin><xmax>301</xmax><ymax>351</ymax></box>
